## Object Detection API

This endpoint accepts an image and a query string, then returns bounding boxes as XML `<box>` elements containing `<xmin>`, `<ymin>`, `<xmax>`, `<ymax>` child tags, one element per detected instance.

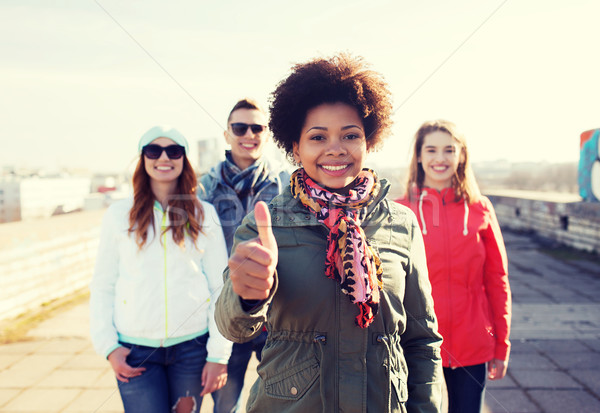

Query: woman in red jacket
<box><xmin>396</xmin><ymin>119</ymin><xmax>511</xmax><ymax>413</ymax></box>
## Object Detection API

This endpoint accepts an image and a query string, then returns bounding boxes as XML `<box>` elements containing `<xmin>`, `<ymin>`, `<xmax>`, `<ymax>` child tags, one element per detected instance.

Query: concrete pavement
<box><xmin>0</xmin><ymin>229</ymin><xmax>599</xmax><ymax>412</ymax></box>
<box><xmin>482</xmin><ymin>231</ymin><xmax>600</xmax><ymax>413</ymax></box>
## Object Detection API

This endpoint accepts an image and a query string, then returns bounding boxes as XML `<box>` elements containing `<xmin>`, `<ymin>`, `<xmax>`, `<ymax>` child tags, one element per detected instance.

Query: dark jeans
<box><xmin>443</xmin><ymin>363</ymin><xmax>487</xmax><ymax>413</ymax></box>
<box><xmin>211</xmin><ymin>330</ymin><xmax>267</xmax><ymax>413</ymax></box>
<box><xmin>117</xmin><ymin>334</ymin><xmax>209</xmax><ymax>413</ymax></box>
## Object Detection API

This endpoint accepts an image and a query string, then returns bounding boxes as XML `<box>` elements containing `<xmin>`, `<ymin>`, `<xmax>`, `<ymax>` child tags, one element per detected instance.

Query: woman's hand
<box><xmin>200</xmin><ymin>361</ymin><xmax>228</xmax><ymax>396</ymax></box>
<box><xmin>107</xmin><ymin>346</ymin><xmax>146</xmax><ymax>383</ymax></box>
<box><xmin>228</xmin><ymin>202</ymin><xmax>278</xmax><ymax>300</ymax></box>
<box><xmin>488</xmin><ymin>358</ymin><xmax>508</xmax><ymax>380</ymax></box>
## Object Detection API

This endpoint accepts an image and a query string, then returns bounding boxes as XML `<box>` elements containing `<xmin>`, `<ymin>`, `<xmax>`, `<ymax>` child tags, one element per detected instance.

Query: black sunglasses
<box><xmin>230</xmin><ymin>122</ymin><xmax>266</xmax><ymax>137</ymax></box>
<box><xmin>142</xmin><ymin>144</ymin><xmax>186</xmax><ymax>160</ymax></box>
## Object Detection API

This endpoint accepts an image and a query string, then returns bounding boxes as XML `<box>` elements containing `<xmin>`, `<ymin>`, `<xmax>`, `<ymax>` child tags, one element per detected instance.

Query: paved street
<box><xmin>481</xmin><ymin>231</ymin><xmax>600</xmax><ymax>412</ymax></box>
<box><xmin>0</xmin><ymin>230</ymin><xmax>599</xmax><ymax>412</ymax></box>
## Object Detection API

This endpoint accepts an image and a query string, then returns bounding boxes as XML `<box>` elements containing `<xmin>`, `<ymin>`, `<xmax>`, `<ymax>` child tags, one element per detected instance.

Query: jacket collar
<box><xmin>207</xmin><ymin>159</ymin><xmax>281</xmax><ymax>188</ymax></box>
<box><xmin>409</xmin><ymin>185</ymin><xmax>470</xmax><ymax>236</ymax></box>
<box><xmin>410</xmin><ymin>185</ymin><xmax>461</xmax><ymax>204</ymax></box>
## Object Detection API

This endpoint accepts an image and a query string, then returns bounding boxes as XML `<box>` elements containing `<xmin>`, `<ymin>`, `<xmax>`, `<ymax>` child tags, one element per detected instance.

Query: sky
<box><xmin>1</xmin><ymin>0</ymin><xmax>599</xmax><ymax>174</ymax></box>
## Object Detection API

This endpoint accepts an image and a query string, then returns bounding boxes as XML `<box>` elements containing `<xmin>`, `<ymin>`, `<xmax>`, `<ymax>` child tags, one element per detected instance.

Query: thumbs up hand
<box><xmin>228</xmin><ymin>201</ymin><xmax>278</xmax><ymax>301</ymax></box>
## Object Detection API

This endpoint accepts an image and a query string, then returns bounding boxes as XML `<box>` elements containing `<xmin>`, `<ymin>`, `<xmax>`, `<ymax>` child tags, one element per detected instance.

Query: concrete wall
<box><xmin>0</xmin><ymin>210</ymin><xmax>104</xmax><ymax>321</ymax></box>
<box><xmin>486</xmin><ymin>190</ymin><xmax>600</xmax><ymax>254</ymax></box>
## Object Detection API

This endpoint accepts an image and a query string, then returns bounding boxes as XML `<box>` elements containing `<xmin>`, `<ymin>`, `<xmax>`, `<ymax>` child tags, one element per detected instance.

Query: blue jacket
<box><xmin>198</xmin><ymin>161</ymin><xmax>290</xmax><ymax>254</ymax></box>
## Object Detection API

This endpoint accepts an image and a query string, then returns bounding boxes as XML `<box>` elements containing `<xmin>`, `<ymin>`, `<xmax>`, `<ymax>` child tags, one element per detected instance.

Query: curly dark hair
<box><xmin>269</xmin><ymin>53</ymin><xmax>393</xmax><ymax>162</ymax></box>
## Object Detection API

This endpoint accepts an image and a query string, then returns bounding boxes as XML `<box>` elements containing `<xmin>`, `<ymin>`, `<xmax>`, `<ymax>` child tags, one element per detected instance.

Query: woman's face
<box><xmin>418</xmin><ymin>130</ymin><xmax>464</xmax><ymax>190</ymax></box>
<box><xmin>144</xmin><ymin>137</ymin><xmax>185</xmax><ymax>184</ymax></box>
<box><xmin>293</xmin><ymin>102</ymin><xmax>367</xmax><ymax>192</ymax></box>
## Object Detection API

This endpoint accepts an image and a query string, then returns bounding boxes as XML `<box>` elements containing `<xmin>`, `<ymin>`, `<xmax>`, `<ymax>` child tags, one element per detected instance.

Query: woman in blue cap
<box><xmin>90</xmin><ymin>125</ymin><xmax>232</xmax><ymax>413</ymax></box>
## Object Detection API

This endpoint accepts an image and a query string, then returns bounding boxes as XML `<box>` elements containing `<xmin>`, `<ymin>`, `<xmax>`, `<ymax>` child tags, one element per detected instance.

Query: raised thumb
<box><xmin>254</xmin><ymin>201</ymin><xmax>277</xmax><ymax>252</ymax></box>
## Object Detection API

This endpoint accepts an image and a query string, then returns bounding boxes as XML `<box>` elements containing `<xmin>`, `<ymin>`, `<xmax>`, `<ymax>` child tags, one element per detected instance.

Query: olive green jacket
<box><xmin>215</xmin><ymin>180</ymin><xmax>443</xmax><ymax>413</ymax></box>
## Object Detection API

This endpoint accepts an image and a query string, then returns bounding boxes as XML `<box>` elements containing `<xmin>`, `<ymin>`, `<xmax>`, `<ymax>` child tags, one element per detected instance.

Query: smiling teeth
<box><xmin>241</xmin><ymin>144</ymin><xmax>255</xmax><ymax>148</ymax></box>
<box><xmin>322</xmin><ymin>165</ymin><xmax>347</xmax><ymax>171</ymax></box>
<box><xmin>156</xmin><ymin>166</ymin><xmax>172</xmax><ymax>171</ymax></box>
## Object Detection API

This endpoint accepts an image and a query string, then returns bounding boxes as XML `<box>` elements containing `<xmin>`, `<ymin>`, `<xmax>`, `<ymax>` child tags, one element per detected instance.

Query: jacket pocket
<box><xmin>381</xmin><ymin>334</ymin><xmax>409</xmax><ymax>408</ymax></box>
<box><xmin>391</xmin><ymin>371</ymin><xmax>408</xmax><ymax>403</ymax></box>
<box><xmin>264</xmin><ymin>357</ymin><xmax>319</xmax><ymax>401</ymax></box>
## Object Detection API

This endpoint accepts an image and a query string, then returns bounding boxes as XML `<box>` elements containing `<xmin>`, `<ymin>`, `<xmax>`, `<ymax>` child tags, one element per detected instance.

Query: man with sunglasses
<box><xmin>199</xmin><ymin>98</ymin><xmax>289</xmax><ymax>413</ymax></box>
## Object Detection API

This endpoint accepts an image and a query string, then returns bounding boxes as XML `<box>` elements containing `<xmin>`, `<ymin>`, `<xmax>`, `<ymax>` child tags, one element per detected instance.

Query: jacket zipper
<box><xmin>441</xmin><ymin>196</ymin><xmax>454</xmax><ymax>369</ymax></box>
<box><xmin>334</xmin><ymin>279</ymin><xmax>340</xmax><ymax>411</ymax></box>
<box><xmin>162</xmin><ymin>211</ymin><xmax>168</xmax><ymax>342</ymax></box>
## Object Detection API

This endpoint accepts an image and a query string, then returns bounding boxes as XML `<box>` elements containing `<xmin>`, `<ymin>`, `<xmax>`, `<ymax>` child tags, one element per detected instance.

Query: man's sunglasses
<box><xmin>230</xmin><ymin>123</ymin><xmax>266</xmax><ymax>137</ymax></box>
<box><xmin>142</xmin><ymin>144</ymin><xmax>186</xmax><ymax>160</ymax></box>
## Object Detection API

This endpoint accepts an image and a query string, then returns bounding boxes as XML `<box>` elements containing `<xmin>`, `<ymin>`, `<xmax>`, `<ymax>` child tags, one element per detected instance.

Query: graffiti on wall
<box><xmin>579</xmin><ymin>128</ymin><xmax>600</xmax><ymax>202</ymax></box>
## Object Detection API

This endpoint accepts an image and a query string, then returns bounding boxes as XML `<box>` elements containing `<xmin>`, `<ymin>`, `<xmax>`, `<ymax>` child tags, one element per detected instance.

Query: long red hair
<box><xmin>128</xmin><ymin>155</ymin><xmax>203</xmax><ymax>249</ymax></box>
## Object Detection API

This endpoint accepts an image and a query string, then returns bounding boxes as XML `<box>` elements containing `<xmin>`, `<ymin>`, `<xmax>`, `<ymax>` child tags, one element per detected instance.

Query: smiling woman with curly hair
<box><xmin>269</xmin><ymin>53</ymin><xmax>394</xmax><ymax>161</ymax></box>
<box><xmin>216</xmin><ymin>53</ymin><xmax>443</xmax><ymax>413</ymax></box>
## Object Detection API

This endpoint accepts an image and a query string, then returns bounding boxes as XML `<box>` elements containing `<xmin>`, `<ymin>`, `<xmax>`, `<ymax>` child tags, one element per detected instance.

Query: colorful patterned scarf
<box><xmin>290</xmin><ymin>168</ymin><xmax>383</xmax><ymax>328</ymax></box>
<box><xmin>222</xmin><ymin>150</ymin><xmax>271</xmax><ymax>209</ymax></box>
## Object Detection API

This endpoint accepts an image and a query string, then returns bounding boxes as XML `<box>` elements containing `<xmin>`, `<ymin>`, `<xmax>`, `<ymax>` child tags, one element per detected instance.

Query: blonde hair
<box><xmin>405</xmin><ymin>119</ymin><xmax>481</xmax><ymax>203</ymax></box>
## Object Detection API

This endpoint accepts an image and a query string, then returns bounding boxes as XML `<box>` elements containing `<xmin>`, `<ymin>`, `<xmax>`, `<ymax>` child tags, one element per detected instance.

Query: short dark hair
<box><xmin>227</xmin><ymin>98</ymin><xmax>265</xmax><ymax>123</ymax></box>
<box><xmin>269</xmin><ymin>53</ymin><xmax>393</xmax><ymax>161</ymax></box>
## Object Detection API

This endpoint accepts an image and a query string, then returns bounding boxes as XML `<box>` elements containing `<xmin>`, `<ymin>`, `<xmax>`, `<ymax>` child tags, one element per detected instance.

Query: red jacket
<box><xmin>396</xmin><ymin>187</ymin><xmax>511</xmax><ymax>368</ymax></box>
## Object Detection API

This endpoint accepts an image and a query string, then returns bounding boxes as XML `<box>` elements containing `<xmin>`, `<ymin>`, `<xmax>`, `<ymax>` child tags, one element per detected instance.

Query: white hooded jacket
<box><xmin>90</xmin><ymin>197</ymin><xmax>232</xmax><ymax>363</ymax></box>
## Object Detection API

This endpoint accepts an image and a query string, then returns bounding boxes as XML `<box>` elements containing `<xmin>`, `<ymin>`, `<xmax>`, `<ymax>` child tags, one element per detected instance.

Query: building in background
<box><xmin>0</xmin><ymin>178</ymin><xmax>21</xmax><ymax>222</ymax></box>
<box><xmin>0</xmin><ymin>175</ymin><xmax>92</xmax><ymax>223</ymax></box>
<box><xmin>85</xmin><ymin>174</ymin><xmax>131</xmax><ymax>211</ymax></box>
<box><xmin>196</xmin><ymin>137</ymin><xmax>221</xmax><ymax>175</ymax></box>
